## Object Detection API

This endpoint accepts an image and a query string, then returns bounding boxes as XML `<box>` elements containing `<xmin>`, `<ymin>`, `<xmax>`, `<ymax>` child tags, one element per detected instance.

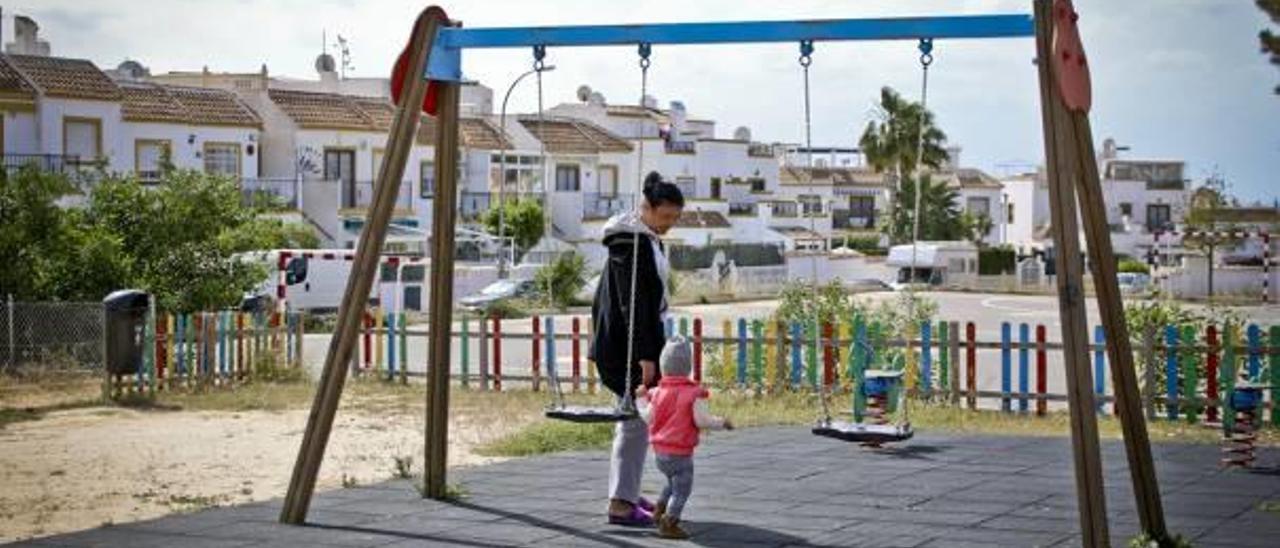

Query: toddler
<box><xmin>636</xmin><ymin>335</ymin><xmax>733</xmax><ymax>540</ymax></box>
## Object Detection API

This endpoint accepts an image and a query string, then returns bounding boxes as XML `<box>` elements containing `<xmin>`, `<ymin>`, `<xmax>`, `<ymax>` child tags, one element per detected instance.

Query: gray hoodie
<box><xmin>603</xmin><ymin>211</ymin><xmax>670</xmax><ymax>319</ymax></box>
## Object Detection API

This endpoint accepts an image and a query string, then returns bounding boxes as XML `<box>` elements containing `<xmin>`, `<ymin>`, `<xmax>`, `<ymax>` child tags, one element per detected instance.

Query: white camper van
<box><xmin>239</xmin><ymin>250</ymin><xmax>426</xmax><ymax>313</ymax></box>
<box><xmin>886</xmin><ymin>241</ymin><xmax>979</xmax><ymax>288</ymax></box>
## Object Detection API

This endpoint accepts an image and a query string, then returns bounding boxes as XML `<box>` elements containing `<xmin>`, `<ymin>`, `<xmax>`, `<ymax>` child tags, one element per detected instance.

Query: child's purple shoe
<box><xmin>607</xmin><ymin>505</ymin><xmax>655</xmax><ymax>527</ymax></box>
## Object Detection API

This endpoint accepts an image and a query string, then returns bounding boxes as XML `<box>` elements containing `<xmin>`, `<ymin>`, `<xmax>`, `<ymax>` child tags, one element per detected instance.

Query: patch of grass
<box><xmin>1258</xmin><ymin>500</ymin><xmax>1280</xmax><ymax>514</ymax></box>
<box><xmin>392</xmin><ymin>456</ymin><xmax>414</xmax><ymax>479</ymax></box>
<box><xmin>155</xmin><ymin>380</ymin><xmax>315</xmax><ymax>412</ymax></box>
<box><xmin>0</xmin><ymin>398</ymin><xmax>106</xmax><ymax>429</ymax></box>
<box><xmin>477</xmin><ymin>420</ymin><xmax>615</xmax><ymax>457</ymax></box>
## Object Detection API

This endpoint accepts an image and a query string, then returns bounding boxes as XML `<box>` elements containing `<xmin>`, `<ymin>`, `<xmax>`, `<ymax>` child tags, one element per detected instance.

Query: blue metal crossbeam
<box><xmin>425</xmin><ymin>14</ymin><xmax>1034</xmax><ymax>81</ymax></box>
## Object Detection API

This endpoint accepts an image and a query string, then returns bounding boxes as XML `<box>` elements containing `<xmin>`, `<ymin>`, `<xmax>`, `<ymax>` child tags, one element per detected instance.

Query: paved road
<box><xmin>21</xmin><ymin>428</ymin><xmax>1280</xmax><ymax>547</ymax></box>
<box><xmin>300</xmin><ymin>292</ymin><xmax>1278</xmax><ymax>410</ymax></box>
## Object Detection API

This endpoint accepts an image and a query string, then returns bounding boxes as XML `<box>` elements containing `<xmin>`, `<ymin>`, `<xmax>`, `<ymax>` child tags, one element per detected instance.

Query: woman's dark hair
<box><xmin>642</xmin><ymin>171</ymin><xmax>685</xmax><ymax>209</ymax></box>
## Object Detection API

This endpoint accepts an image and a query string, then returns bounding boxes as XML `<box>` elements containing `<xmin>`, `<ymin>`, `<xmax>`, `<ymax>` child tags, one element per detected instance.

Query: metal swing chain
<box><xmin>620</xmin><ymin>43</ymin><xmax>652</xmax><ymax>414</ymax></box>
<box><xmin>903</xmin><ymin>38</ymin><xmax>934</xmax><ymax>427</ymax></box>
<box><xmin>531</xmin><ymin>46</ymin><xmax>570</xmax><ymax>410</ymax></box>
<box><xmin>799</xmin><ymin>41</ymin><xmax>834</xmax><ymax>425</ymax></box>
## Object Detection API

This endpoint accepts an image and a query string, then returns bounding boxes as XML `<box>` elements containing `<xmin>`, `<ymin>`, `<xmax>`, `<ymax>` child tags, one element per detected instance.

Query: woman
<box><xmin>589</xmin><ymin>171</ymin><xmax>685</xmax><ymax>526</ymax></box>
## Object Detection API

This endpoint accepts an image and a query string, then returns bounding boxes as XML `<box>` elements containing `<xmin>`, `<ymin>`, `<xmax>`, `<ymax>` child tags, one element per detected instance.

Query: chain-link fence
<box><xmin>2</xmin><ymin>298</ymin><xmax>105</xmax><ymax>372</ymax></box>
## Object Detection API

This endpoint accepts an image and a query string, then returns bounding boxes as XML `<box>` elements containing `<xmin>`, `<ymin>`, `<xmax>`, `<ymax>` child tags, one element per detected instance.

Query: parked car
<box><xmin>1117</xmin><ymin>272</ymin><xmax>1150</xmax><ymax>294</ymax></box>
<box><xmin>459</xmin><ymin>279</ymin><xmax>538</xmax><ymax>311</ymax></box>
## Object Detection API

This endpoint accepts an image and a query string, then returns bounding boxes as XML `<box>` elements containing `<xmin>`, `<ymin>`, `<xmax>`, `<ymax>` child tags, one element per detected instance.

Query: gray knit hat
<box><xmin>660</xmin><ymin>335</ymin><xmax>693</xmax><ymax>377</ymax></box>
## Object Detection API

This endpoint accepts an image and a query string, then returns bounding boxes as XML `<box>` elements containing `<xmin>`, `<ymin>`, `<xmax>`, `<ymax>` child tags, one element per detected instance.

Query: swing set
<box><xmin>282</xmin><ymin>2</ymin><xmax>1176</xmax><ymax>545</ymax></box>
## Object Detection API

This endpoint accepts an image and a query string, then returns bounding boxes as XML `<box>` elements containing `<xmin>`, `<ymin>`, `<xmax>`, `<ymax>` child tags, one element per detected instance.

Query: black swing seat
<box><xmin>812</xmin><ymin>420</ymin><xmax>914</xmax><ymax>444</ymax></box>
<box><xmin>545</xmin><ymin>405</ymin><xmax>637</xmax><ymax>423</ymax></box>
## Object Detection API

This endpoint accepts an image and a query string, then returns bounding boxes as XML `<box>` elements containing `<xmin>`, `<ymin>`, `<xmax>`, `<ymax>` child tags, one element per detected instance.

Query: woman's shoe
<box><xmin>607</xmin><ymin>505</ymin><xmax>654</xmax><ymax>527</ymax></box>
<box><xmin>637</xmin><ymin>497</ymin><xmax>656</xmax><ymax>513</ymax></box>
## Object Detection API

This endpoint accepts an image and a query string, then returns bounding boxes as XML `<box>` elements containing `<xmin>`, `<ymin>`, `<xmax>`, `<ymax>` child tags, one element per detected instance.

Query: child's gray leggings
<box><xmin>655</xmin><ymin>453</ymin><xmax>694</xmax><ymax>520</ymax></box>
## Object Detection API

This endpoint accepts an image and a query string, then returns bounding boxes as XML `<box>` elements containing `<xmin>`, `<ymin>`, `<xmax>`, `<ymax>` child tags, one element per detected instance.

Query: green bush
<box><xmin>534</xmin><ymin>252</ymin><xmax>587</xmax><ymax>310</ymax></box>
<box><xmin>482</xmin><ymin>298</ymin><xmax>532</xmax><ymax>320</ymax></box>
<box><xmin>1118</xmin><ymin>257</ymin><xmax>1149</xmax><ymax>274</ymax></box>
<box><xmin>978</xmin><ymin>246</ymin><xmax>1016</xmax><ymax>275</ymax></box>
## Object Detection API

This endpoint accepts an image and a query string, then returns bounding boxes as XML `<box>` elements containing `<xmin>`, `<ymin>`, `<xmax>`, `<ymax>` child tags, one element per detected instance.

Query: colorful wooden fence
<box><xmin>106</xmin><ymin>309</ymin><xmax>305</xmax><ymax>399</ymax></box>
<box><xmin>358</xmin><ymin>311</ymin><xmax>1279</xmax><ymax>426</ymax></box>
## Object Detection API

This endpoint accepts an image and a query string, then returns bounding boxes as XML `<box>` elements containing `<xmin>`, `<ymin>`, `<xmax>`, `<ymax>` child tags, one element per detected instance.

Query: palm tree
<box><xmin>888</xmin><ymin>175</ymin><xmax>964</xmax><ymax>243</ymax></box>
<box><xmin>859</xmin><ymin>87</ymin><xmax>950</xmax><ymax>239</ymax></box>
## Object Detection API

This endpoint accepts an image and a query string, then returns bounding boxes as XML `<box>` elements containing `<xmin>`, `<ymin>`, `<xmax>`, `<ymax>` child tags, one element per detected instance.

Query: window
<box><xmin>949</xmin><ymin>258</ymin><xmax>966</xmax><ymax>273</ymax></box>
<box><xmin>1007</xmin><ymin>202</ymin><xmax>1015</xmax><ymax>224</ymax></box>
<box><xmin>1119</xmin><ymin>202</ymin><xmax>1133</xmax><ymax>217</ymax></box>
<box><xmin>749</xmin><ymin>177</ymin><xmax>766</xmax><ymax>193</ymax></box>
<box><xmin>203</xmin><ymin>142</ymin><xmax>241</xmax><ymax>177</ymax></box>
<box><xmin>599</xmin><ymin>165</ymin><xmax>619</xmax><ymax>196</ymax></box>
<box><xmin>555</xmin><ymin>164</ymin><xmax>580</xmax><ymax>192</ymax></box>
<box><xmin>1146</xmin><ymin>204</ymin><xmax>1171</xmax><ymax>231</ymax></box>
<box><xmin>849</xmin><ymin>196</ymin><xmax>875</xmax><ymax>217</ymax></box>
<box><xmin>966</xmin><ymin>197</ymin><xmax>991</xmax><ymax>218</ymax></box>
<box><xmin>771</xmin><ymin>202</ymin><xmax>798</xmax><ymax>217</ymax></box>
<box><xmin>134</xmin><ymin>139</ymin><xmax>170</xmax><ymax>182</ymax></box>
<box><xmin>799</xmin><ymin>195</ymin><xmax>823</xmax><ymax>216</ymax></box>
<box><xmin>62</xmin><ymin>117</ymin><xmax>101</xmax><ymax>162</ymax></box>
<box><xmin>709</xmin><ymin>177</ymin><xmax>722</xmax><ymax>200</ymax></box>
<box><xmin>371</xmin><ymin>148</ymin><xmax>385</xmax><ymax>181</ymax></box>
<box><xmin>420</xmin><ymin>160</ymin><xmax>435</xmax><ymax>197</ymax></box>
<box><xmin>675</xmin><ymin>176</ymin><xmax>696</xmax><ymax>199</ymax></box>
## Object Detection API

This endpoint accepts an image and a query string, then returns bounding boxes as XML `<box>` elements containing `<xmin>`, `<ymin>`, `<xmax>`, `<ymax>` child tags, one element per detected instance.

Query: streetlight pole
<box><xmin>497</xmin><ymin>65</ymin><xmax>555</xmax><ymax>279</ymax></box>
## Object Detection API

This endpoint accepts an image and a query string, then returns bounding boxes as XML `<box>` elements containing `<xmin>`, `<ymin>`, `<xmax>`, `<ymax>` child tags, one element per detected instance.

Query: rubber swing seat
<box><xmin>544</xmin><ymin>405</ymin><xmax>637</xmax><ymax>423</ymax></box>
<box><xmin>812</xmin><ymin>420</ymin><xmax>914</xmax><ymax>444</ymax></box>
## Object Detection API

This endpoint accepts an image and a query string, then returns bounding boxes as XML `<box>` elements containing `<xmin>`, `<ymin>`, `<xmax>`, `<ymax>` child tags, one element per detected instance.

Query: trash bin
<box><xmin>103</xmin><ymin>289</ymin><xmax>149</xmax><ymax>375</ymax></box>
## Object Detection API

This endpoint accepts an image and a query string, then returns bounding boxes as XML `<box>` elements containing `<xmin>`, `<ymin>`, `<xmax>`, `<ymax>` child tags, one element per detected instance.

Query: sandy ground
<box><xmin>0</xmin><ymin>403</ymin><xmax>528</xmax><ymax>543</ymax></box>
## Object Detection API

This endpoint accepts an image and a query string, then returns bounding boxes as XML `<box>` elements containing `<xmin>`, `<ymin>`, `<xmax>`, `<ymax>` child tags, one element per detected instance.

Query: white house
<box><xmin>117</xmin><ymin>82</ymin><xmax>261</xmax><ymax>181</ymax></box>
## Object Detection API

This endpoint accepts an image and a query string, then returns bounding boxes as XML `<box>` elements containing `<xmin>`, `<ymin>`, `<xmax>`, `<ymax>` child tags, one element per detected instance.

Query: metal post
<box><xmin>425</xmin><ymin>78</ymin><xmax>462</xmax><ymax>500</ymax></box>
<box><xmin>5</xmin><ymin>294</ymin><xmax>13</xmax><ymax>372</ymax></box>
<box><xmin>280</xmin><ymin>7</ymin><xmax>444</xmax><ymax>525</ymax></box>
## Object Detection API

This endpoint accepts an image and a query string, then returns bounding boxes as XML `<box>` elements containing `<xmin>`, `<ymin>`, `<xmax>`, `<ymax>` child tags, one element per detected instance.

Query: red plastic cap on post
<box><xmin>390</xmin><ymin>6</ymin><xmax>449</xmax><ymax>116</ymax></box>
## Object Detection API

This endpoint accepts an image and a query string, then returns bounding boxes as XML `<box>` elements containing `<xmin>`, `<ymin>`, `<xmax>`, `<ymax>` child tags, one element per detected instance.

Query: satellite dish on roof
<box><xmin>315</xmin><ymin>52</ymin><xmax>337</xmax><ymax>74</ymax></box>
<box><xmin>588</xmin><ymin>91</ymin><xmax>606</xmax><ymax>106</ymax></box>
<box><xmin>733</xmin><ymin>126</ymin><xmax>752</xmax><ymax>141</ymax></box>
<box><xmin>576</xmin><ymin>85</ymin><xmax>593</xmax><ymax>102</ymax></box>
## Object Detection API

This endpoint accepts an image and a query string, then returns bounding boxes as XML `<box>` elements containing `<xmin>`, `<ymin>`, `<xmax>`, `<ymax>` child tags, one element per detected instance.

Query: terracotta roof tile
<box><xmin>677</xmin><ymin>210</ymin><xmax>731</xmax><ymax>229</ymax></box>
<box><xmin>121</xmin><ymin>83</ymin><xmax>259</xmax><ymax>127</ymax></box>
<box><xmin>518</xmin><ymin>117</ymin><xmax>632</xmax><ymax>154</ymax></box>
<box><xmin>268</xmin><ymin>89</ymin><xmax>375</xmax><ymax>131</ymax></box>
<box><xmin>5</xmin><ymin>54</ymin><xmax>121</xmax><ymax>101</ymax></box>
<box><xmin>120</xmin><ymin>84</ymin><xmax>187</xmax><ymax>124</ymax></box>
<box><xmin>418</xmin><ymin>116</ymin><xmax>511</xmax><ymax>150</ymax></box>
<box><xmin>781</xmin><ymin>166</ymin><xmax>887</xmax><ymax>186</ymax></box>
<box><xmin>0</xmin><ymin>56</ymin><xmax>35</xmax><ymax>97</ymax></box>
<box><xmin>167</xmin><ymin>85</ymin><xmax>260</xmax><ymax>127</ymax></box>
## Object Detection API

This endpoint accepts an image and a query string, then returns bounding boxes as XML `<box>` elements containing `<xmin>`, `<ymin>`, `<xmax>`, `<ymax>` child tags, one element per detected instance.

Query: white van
<box><xmin>886</xmin><ymin>241</ymin><xmax>979</xmax><ymax>288</ymax></box>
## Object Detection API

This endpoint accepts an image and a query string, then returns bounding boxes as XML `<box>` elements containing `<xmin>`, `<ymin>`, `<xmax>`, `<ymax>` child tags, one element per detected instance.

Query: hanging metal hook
<box><xmin>918</xmin><ymin>38</ymin><xmax>934</xmax><ymax>67</ymax></box>
<box><xmin>532</xmin><ymin>44</ymin><xmax>546</xmax><ymax>71</ymax></box>
<box><xmin>799</xmin><ymin>39</ymin><xmax>814</xmax><ymax>67</ymax></box>
<box><xmin>638</xmin><ymin>42</ymin><xmax>652</xmax><ymax>69</ymax></box>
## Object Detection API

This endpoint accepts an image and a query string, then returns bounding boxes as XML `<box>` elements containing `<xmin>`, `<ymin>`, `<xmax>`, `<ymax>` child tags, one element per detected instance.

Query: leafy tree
<box><xmin>481</xmin><ymin>199</ymin><xmax>545</xmax><ymax>260</ymax></box>
<box><xmin>961</xmin><ymin>211</ymin><xmax>994</xmax><ymax>247</ymax></box>
<box><xmin>859</xmin><ymin>87</ymin><xmax>949</xmax><ymax>223</ymax></box>
<box><xmin>885</xmin><ymin>175</ymin><xmax>965</xmax><ymax>243</ymax></box>
<box><xmin>533</xmin><ymin>251</ymin><xmax>587</xmax><ymax>310</ymax></box>
<box><xmin>1261</xmin><ymin>0</ymin><xmax>1280</xmax><ymax>94</ymax></box>
<box><xmin>1181</xmin><ymin>175</ymin><xmax>1239</xmax><ymax>298</ymax></box>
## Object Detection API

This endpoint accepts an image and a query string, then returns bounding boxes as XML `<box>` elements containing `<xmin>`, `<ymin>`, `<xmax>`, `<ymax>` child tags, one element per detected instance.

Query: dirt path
<box><xmin>0</xmin><ymin>404</ymin><xmax>527</xmax><ymax>543</ymax></box>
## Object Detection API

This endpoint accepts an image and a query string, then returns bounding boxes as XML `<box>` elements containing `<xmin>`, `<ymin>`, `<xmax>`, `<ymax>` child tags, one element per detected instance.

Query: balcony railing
<box><xmin>769</xmin><ymin>202</ymin><xmax>798</xmax><ymax>218</ymax></box>
<box><xmin>342</xmin><ymin>180</ymin><xmax>414</xmax><ymax>213</ymax></box>
<box><xmin>747</xmin><ymin>143</ymin><xmax>774</xmax><ymax>158</ymax></box>
<box><xmin>459</xmin><ymin>191</ymin><xmax>545</xmax><ymax>223</ymax></box>
<box><xmin>833</xmin><ymin>208</ymin><xmax>876</xmax><ymax>230</ymax></box>
<box><xmin>2</xmin><ymin>153</ymin><xmax>82</xmax><ymax>174</ymax></box>
<box><xmin>584</xmin><ymin>193</ymin><xmax>634</xmax><ymax>220</ymax></box>
<box><xmin>241</xmin><ymin>178</ymin><xmax>299</xmax><ymax>210</ymax></box>
<box><xmin>665</xmin><ymin>140</ymin><xmax>696</xmax><ymax>154</ymax></box>
<box><xmin>728</xmin><ymin>202</ymin><xmax>758</xmax><ymax>216</ymax></box>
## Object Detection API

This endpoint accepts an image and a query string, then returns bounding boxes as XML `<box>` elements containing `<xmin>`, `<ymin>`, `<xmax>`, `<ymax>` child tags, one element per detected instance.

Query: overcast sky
<box><xmin>12</xmin><ymin>1</ymin><xmax>1278</xmax><ymax>203</ymax></box>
